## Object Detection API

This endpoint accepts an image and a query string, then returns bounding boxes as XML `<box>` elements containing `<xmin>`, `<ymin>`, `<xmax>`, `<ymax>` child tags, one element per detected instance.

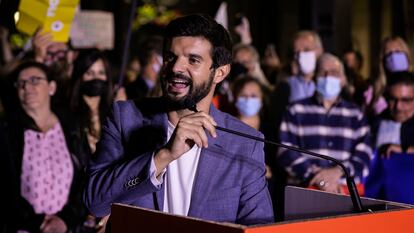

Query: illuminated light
<box><xmin>14</xmin><ymin>11</ymin><xmax>20</xmax><ymax>24</ymax></box>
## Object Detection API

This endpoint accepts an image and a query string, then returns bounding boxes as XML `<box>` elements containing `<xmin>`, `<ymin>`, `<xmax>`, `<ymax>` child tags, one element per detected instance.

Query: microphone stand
<box><xmin>215</xmin><ymin>125</ymin><xmax>364</xmax><ymax>212</ymax></box>
<box><xmin>189</xmin><ymin>106</ymin><xmax>364</xmax><ymax>212</ymax></box>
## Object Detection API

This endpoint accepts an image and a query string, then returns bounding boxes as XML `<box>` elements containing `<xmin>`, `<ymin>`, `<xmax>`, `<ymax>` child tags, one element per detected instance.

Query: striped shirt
<box><xmin>278</xmin><ymin>96</ymin><xmax>373</xmax><ymax>185</ymax></box>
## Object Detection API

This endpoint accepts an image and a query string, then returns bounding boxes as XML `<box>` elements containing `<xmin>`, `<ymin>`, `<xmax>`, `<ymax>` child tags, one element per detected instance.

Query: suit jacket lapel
<box><xmin>188</xmin><ymin>105</ymin><xmax>227</xmax><ymax>217</ymax></box>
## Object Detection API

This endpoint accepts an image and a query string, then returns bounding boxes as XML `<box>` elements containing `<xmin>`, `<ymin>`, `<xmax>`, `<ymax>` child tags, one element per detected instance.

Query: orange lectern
<box><xmin>111</xmin><ymin>186</ymin><xmax>414</xmax><ymax>233</ymax></box>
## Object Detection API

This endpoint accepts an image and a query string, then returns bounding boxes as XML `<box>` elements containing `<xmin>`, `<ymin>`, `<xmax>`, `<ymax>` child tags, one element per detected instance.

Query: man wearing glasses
<box><xmin>375</xmin><ymin>71</ymin><xmax>414</xmax><ymax>158</ymax></box>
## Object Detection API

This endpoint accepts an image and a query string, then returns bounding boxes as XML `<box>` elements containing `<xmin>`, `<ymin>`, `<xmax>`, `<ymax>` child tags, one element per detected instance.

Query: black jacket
<box><xmin>0</xmin><ymin>111</ymin><xmax>87</xmax><ymax>233</ymax></box>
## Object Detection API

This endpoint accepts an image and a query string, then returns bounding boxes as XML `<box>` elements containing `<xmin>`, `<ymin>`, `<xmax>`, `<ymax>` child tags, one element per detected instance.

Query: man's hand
<box><xmin>310</xmin><ymin>166</ymin><xmax>344</xmax><ymax>194</ymax></box>
<box><xmin>154</xmin><ymin>111</ymin><xmax>217</xmax><ymax>176</ymax></box>
<box><xmin>40</xmin><ymin>215</ymin><xmax>67</xmax><ymax>233</ymax></box>
<box><xmin>32</xmin><ymin>30</ymin><xmax>53</xmax><ymax>63</ymax></box>
<box><xmin>95</xmin><ymin>215</ymin><xmax>110</xmax><ymax>233</ymax></box>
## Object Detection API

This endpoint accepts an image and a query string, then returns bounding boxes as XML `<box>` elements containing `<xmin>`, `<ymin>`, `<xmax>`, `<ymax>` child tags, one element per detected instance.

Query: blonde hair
<box><xmin>372</xmin><ymin>36</ymin><xmax>413</xmax><ymax>107</ymax></box>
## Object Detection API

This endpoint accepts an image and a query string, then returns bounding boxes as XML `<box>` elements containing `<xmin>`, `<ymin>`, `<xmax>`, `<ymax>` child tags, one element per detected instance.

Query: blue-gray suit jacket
<box><xmin>84</xmin><ymin>98</ymin><xmax>274</xmax><ymax>225</ymax></box>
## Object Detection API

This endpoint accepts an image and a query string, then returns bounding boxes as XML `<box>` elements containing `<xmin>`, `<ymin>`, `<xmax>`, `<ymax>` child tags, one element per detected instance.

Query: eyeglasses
<box><xmin>14</xmin><ymin>76</ymin><xmax>48</xmax><ymax>89</ymax></box>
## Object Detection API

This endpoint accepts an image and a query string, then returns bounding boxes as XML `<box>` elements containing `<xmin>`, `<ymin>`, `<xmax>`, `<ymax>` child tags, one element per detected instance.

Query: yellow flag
<box><xmin>17</xmin><ymin>0</ymin><xmax>79</xmax><ymax>42</ymax></box>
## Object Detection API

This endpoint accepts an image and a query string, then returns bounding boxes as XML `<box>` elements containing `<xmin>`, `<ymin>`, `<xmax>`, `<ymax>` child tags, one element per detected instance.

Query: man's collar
<box><xmin>312</xmin><ymin>93</ymin><xmax>343</xmax><ymax>108</ymax></box>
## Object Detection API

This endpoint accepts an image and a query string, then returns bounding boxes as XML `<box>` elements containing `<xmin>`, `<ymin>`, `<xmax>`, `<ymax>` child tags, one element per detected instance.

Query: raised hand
<box><xmin>234</xmin><ymin>16</ymin><xmax>252</xmax><ymax>45</ymax></box>
<box><xmin>154</xmin><ymin>111</ymin><xmax>217</xmax><ymax>176</ymax></box>
<box><xmin>32</xmin><ymin>29</ymin><xmax>53</xmax><ymax>63</ymax></box>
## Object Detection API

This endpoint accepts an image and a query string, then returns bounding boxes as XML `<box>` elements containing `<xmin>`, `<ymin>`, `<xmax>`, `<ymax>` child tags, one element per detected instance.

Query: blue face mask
<box><xmin>316</xmin><ymin>76</ymin><xmax>342</xmax><ymax>100</ymax></box>
<box><xmin>385</xmin><ymin>51</ymin><xmax>409</xmax><ymax>73</ymax></box>
<box><xmin>235</xmin><ymin>97</ymin><xmax>262</xmax><ymax>117</ymax></box>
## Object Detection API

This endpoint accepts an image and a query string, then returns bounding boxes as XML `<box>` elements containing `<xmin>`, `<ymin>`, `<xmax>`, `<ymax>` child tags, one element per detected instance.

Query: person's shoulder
<box><xmin>286</xmin><ymin>97</ymin><xmax>315</xmax><ymax>113</ymax></box>
<box><xmin>340</xmin><ymin>98</ymin><xmax>362</xmax><ymax>110</ymax></box>
<box><xmin>287</xmin><ymin>74</ymin><xmax>299</xmax><ymax>80</ymax></box>
<box><xmin>113</xmin><ymin>97</ymin><xmax>167</xmax><ymax>117</ymax></box>
<box><xmin>125</xmin><ymin>77</ymin><xmax>149</xmax><ymax>99</ymax></box>
<box><xmin>292</xmin><ymin>96</ymin><xmax>314</xmax><ymax>105</ymax></box>
<box><xmin>0</xmin><ymin>112</ymin><xmax>23</xmax><ymax>133</ymax></box>
<box><xmin>338</xmin><ymin>99</ymin><xmax>366</xmax><ymax>120</ymax></box>
<box><xmin>286</xmin><ymin>75</ymin><xmax>296</xmax><ymax>85</ymax></box>
<box><xmin>213</xmin><ymin>110</ymin><xmax>266</xmax><ymax>169</ymax></box>
<box><xmin>218</xmin><ymin>110</ymin><xmax>263</xmax><ymax>138</ymax></box>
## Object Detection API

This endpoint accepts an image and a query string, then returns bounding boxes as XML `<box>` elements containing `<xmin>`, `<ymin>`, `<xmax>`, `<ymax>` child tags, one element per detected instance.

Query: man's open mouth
<box><xmin>169</xmin><ymin>78</ymin><xmax>190</xmax><ymax>89</ymax></box>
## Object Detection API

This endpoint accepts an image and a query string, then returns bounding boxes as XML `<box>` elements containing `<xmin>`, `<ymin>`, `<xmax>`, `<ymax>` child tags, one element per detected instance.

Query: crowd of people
<box><xmin>0</xmin><ymin>12</ymin><xmax>413</xmax><ymax>232</ymax></box>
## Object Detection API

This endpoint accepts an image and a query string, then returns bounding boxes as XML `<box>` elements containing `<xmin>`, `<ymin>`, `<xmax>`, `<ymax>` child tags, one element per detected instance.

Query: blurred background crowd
<box><xmin>0</xmin><ymin>0</ymin><xmax>414</xmax><ymax>232</ymax></box>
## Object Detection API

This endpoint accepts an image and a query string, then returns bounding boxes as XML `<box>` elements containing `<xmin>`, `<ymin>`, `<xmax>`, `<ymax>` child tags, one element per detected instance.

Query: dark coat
<box><xmin>0</xmin><ymin>111</ymin><xmax>87</xmax><ymax>233</ymax></box>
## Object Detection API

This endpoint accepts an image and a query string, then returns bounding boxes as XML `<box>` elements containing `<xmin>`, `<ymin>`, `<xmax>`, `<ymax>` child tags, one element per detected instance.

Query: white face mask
<box><xmin>298</xmin><ymin>51</ymin><xmax>317</xmax><ymax>75</ymax></box>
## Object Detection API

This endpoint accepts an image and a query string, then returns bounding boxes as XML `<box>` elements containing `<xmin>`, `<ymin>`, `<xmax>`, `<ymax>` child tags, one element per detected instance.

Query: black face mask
<box><xmin>80</xmin><ymin>79</ymin><xmax>108</xmax><ymax>97</ymax></box>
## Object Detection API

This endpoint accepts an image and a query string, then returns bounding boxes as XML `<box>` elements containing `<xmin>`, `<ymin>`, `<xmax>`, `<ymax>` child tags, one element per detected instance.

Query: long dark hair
<box><xmin>69</xmin><ymin>49</ymin><xmax>113</xmax><ymax>137</ymax></box>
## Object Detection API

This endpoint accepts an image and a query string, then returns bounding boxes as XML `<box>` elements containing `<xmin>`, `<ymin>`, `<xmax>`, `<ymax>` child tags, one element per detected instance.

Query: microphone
<box><xmin>189</xmin><ymin>105</ymin><xmax>364</xmax><ymax>212</ymax></box>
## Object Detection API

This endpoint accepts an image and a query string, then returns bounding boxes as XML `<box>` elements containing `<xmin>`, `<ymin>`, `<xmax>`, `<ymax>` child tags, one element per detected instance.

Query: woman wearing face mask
<box><xmin>232</xmin><ymin>75</ymin><xmax>272</xmax><ymax>172</ymax></box>
<box><xmin>69</xmin><ymin>49</ymin><xmax>114</xmax><ymax>158</ymax></box>
<box><xmin>367</xmin><ymin>36</ymin><xmax>413</xmax><ymax>117</ymax></box>
<box><xmin>232</xmin><ymin>76</ymin><xmax>267</xmax><ymax>130</ymax></box>
<box><xmin>231</xmin><ymin>75</ymin><xmax>277</xmax><ymax>194</ymax></box>
<box><xmin>69</xmin><ymin>49</ymin><xmax>114</xmax><ymax>232</ymax></box>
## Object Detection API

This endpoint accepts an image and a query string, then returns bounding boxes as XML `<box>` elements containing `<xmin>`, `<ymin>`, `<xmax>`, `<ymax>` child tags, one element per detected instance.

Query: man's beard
<box><xmin>48</xmin><ymin>60</ymin><xmax>71</xmax><ymax>78</ymax></box>
<box><xmin>161</xmin><ymin>71</ymin><xmax>214</xmax><ymax>111</ymax></box>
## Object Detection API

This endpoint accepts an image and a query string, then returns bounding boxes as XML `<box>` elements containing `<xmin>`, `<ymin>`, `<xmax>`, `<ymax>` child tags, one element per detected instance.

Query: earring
<box><xmin>49</xmin><ymin>91</ymin><xmax>55</xmax><ymax>96</ymax></box>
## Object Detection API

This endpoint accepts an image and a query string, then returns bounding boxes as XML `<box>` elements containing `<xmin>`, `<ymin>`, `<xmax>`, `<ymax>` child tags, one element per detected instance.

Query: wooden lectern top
<box><xmin>111</xmin><ymin>187</ymin><xmax>414</xmax><ymax>233</ymax></box>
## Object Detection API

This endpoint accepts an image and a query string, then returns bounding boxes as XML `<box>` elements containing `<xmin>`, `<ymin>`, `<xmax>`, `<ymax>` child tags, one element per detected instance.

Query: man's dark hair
<box><xmin>163</xmin><ymin>14</ymin><xmax>233</xmax><ymax>69</ymax></box>
<box><xmin>12</xmin><ymin>61</ymin><xmax>53</xmax><ymax>82</ymax></box>
<box><xmin>387</xmin><ymin>72</ymin><xmax>414</xmax><ymax>88</ymax></box>
<box><xmin>385</xmin><ymin>71</ymin><xmax>414</xmax><ymax>98</ymax></box>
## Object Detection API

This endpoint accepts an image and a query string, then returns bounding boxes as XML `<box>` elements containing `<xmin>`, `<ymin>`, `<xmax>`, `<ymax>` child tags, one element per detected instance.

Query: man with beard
<box><xmin>84</xmin><ymin>14</ymin><xmax>274</xmax><ymax>226</ymax></box>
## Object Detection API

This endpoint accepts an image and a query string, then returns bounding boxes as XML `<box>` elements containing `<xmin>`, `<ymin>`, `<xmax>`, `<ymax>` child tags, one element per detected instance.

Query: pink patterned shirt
<box><xmin>20</xmin><ymin>122</ymin><xmax>74</xmax><ymax>215</ymax></box>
